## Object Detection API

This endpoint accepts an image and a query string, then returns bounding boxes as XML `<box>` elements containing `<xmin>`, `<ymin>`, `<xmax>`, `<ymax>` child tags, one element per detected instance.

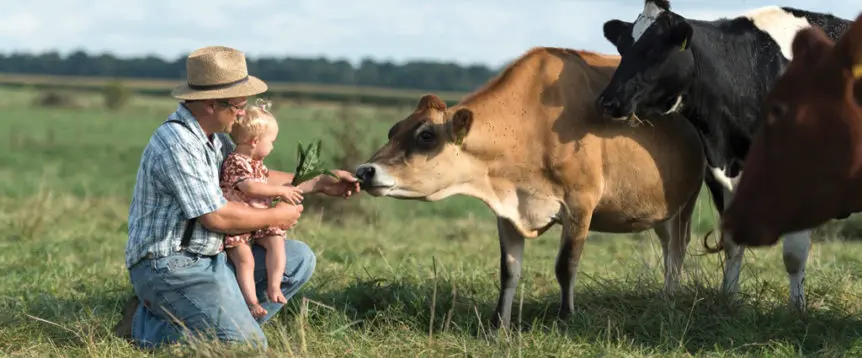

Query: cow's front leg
<box><xmin>555</xmin><ymin>197</ymin><xmax>596</xmax><ymax>320</ymax></box>
<box><xmin>491</xmin><ymin>216</ymin><xmax>526</xmax><ymax>331</ymax></box>
<box><xmin>782</xmin><ymin>229</ymin><xmax>811</xmax><ymax>312</ymax></box>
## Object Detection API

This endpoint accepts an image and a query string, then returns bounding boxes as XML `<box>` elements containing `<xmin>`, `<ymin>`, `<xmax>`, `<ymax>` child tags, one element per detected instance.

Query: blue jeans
<box><xmin>127</xmin><ymin>239</ymin><xmax>316</xmax><ymax>350</ymax></box>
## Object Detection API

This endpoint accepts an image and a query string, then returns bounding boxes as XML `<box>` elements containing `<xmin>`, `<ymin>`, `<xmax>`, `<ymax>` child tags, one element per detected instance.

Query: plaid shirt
<box><xmin>125</xmin><ymin>104</ymin><xmax>236</xmax><ymax>269</ymax></box>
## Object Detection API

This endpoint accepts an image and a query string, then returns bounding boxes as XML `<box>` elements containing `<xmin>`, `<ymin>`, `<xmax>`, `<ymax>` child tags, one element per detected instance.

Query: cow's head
<box><xmin>354</xmin><ymin>94</ymin><xmax>477</xmax><ymax>201</ymax></box>
<box><xmin>722</xmin><ymin>14</ymin><xmax>862</xmax><ymax>248</ymax></box>
<box><xmin>596</xmin><ymin>0</ymin><xmax>694</xmax><ymax>120</ymax></box>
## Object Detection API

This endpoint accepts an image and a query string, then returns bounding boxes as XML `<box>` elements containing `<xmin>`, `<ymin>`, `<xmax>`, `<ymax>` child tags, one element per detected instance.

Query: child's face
<box><xmin>253</xmin><ymin>124</ymin><xmax>278</xmax><ymax>159</ymax></box>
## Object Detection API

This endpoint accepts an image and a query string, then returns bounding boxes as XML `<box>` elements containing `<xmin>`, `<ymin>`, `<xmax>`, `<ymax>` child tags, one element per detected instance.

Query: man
<box><xmin>113</xmin><ymin>45</ymin><xmax>361</xmax><ymax>350</ymax></box>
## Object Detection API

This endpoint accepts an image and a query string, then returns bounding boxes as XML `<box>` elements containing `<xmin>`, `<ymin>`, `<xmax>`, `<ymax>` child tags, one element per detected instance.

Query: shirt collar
<box><xmin>169</xmin><ymin>103</ymin><xmax>212</xmax><ymax>146</ymax></box>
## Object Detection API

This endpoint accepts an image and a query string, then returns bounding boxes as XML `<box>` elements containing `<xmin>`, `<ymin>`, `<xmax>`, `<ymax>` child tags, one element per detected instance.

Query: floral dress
<box><xmin>219</xmin><ymin>152</ymin><xmax>286</xmax><ymax>248</ymax></box>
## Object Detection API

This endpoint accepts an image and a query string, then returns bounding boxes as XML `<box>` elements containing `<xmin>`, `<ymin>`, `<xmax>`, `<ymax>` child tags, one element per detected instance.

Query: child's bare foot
<box><xmin>267</xmin><ymin>286</ymin><xmax>287</xmax><ymax>304</ymax></box>
<box><xmin>248</xmin><ymin>302</ymin><xmax>267</xmax><ymax>319</ymax></box>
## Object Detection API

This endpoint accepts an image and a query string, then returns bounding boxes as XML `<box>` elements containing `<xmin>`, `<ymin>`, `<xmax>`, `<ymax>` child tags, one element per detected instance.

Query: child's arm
<box><xmin>237</xmin><ymin>180</ymin><xmax>304</xmax><ymax>204</ymax></box>
<box><xmin>236</xmin><ymin>180</ymin><xmax>286</xmax><ymax>198</ymax></box>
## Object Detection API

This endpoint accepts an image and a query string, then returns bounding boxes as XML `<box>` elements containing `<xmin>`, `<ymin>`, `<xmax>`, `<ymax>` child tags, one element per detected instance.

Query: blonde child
<box><xmin>219</xmin><ymin>99</ymin><xmax>303</xmax><ymax>319</ymax></box>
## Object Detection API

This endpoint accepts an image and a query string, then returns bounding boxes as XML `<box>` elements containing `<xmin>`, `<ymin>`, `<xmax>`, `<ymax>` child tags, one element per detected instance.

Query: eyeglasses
<box><xmin>216</xmin><ymin>100</ymin><xmax>247</xmax><ymax>111</ymax></box>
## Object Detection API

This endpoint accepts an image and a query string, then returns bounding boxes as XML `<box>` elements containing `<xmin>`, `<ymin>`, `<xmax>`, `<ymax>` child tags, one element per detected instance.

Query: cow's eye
<box><xmin>417</xmin><ymin>130</ymin><xmax>436</xmax><ymax>145</ymax></box>
<box><xmin>770</xmin><ymin>102</ymin><xmax>788</xmax><ymax>118</ymax></box>
<box><xmin>645</xmin><ymin>45</ymin><xmax>665</xmax><ymax>58</ymax></box>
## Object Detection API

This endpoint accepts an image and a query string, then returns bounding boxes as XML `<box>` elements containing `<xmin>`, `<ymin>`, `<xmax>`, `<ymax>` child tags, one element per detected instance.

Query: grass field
<box><xmin>0</xmin><ymin>73</ymin><xmax>468</xmax><ymax>108</ymax></box>
<box><xmin>3</xmin><ymin>86</ymin><xmax>862</xmax><ymax>357</ymax></box>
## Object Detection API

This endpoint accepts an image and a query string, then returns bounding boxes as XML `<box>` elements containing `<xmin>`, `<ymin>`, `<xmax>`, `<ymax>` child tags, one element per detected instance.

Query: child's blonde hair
<box><xmin>229</xmin><ymin>98</ymin><xmax>277</xmax><ymax>143</ymax></box>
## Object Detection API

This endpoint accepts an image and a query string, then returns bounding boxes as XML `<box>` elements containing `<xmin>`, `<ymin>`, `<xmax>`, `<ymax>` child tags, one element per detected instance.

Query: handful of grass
<box><xmin>290</xmin><ymin>139</ymin><xmax>336</xmax><ymax>186</ymax></box>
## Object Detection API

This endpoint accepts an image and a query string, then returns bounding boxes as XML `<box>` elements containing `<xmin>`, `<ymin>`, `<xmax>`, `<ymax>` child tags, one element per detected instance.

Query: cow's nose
<box><xmin>597</xmin><ymin>95</ymin><xmax>621</xmax><ymax>116</ymax></box>
<box><xmin>355</xmin><ymin>164</ymin><xmax>376</xmax><ymax>184</ymax></box>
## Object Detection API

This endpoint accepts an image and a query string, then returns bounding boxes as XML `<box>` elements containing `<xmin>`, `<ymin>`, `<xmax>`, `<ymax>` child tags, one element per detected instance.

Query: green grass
<box><xmin>3</xmin><ymin>87</ymin><xmax>862</xmax><ymax>356</ymax></box>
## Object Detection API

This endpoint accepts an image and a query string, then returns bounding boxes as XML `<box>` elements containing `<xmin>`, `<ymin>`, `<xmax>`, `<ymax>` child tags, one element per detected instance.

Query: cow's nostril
<box><xmin>355</xmin><ymin>165</ymin><xmax>376</xmax><ymax>183</ymax></box>
<box><xmin>596</xmin><ymin>95</ymin><xmax>620</xmax><ymax>115</ymax></box>
<box><xmin>595</xmin><ymin>96</ymin><xmax>606</xmax><ymax>112</ymax></box>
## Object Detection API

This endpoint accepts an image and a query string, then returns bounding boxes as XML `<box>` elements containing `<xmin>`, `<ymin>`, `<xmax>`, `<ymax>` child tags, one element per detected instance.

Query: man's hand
<box><xmin>313</xmin><ymin>169</ymin><xmax>361</xmax><ymax>198</ymax></box>
<box><xmin>272</xmin><ymin>201</ymin><xmax>303</xmax><ymax>230</ymax></box>
<box><xmin>199</xmin><ymin>201</ymin><xmax>303</xmax><ymax>235</ymax></box>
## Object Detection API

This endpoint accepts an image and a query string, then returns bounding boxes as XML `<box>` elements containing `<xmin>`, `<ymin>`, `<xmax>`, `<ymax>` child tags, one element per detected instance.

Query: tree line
<box><xmin>0</xmin><ymin>50</ymin><xmax>502</xmax><ymax>93</ymax></box>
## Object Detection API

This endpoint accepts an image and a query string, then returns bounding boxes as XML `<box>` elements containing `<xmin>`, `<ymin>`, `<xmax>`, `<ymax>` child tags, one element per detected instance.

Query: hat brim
<box><xmin>170</xmin><ymin>75</ymin><xmax>268</xmax><ymax>100</ymax></box>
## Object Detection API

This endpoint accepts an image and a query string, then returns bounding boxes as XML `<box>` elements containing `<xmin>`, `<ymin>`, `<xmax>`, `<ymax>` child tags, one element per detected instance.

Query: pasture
<box><xmin>3</xmin><ymin>85</ymin><xmax>862</xmax><ymax>356</ymax></box>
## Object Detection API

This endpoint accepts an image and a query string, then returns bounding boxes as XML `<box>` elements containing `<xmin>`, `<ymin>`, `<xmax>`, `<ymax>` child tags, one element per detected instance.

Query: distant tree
<box><xmin>0</xmin><ymin>50</ymin><xmax>500</xmax><ymax>92</ymax></box>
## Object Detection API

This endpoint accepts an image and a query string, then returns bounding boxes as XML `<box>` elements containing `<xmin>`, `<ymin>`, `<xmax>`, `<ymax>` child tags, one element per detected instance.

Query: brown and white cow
<box><xmin>719</xmin><ymin>12</ymin><xmax>862</xmax><ymax>248</ymax></box>
<box><xmin>354</xmin><ymin>47</ymin><xmax>710</xmax><ymax>330</ymax></box>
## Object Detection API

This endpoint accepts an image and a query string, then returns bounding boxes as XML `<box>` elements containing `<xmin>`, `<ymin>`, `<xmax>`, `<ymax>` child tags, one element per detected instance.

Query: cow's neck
<box><xmin>465</xmin><ymin>170</ymin><xmax>561</xmax><ymax>239</ymax></box>
<box><xmin>681</xmin><ymin>19</ymin><xmax>764</xmax><ymax>170</ymax></box>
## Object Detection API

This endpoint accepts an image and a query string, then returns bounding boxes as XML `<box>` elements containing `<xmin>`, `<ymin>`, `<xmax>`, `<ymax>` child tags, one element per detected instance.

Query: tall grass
<box><xmin>3</xmin><ymin>87</ymin><xmax>862</xmax><ymax>356</ymax></box>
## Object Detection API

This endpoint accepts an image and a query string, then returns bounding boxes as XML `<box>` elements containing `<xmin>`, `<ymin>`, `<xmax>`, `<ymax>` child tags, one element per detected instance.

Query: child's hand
<box><xmin>279</xmin><ymin>186</ymin><xmax>304</xmax><ymax>205</ymax></box>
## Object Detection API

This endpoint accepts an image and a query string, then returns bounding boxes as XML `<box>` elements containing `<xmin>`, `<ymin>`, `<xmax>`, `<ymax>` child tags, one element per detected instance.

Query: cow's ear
<box><xmin>831</xmin><ymin>13</ymin><xmax>862</xmax><ymax>104</ymax></box>
<box><xmin>669</xmin><ymin>21</ymin><xmax>692</xmax><ymax>51</ymax></box>
<box><xmin>449</xmin><ymin>108</ymin><xmax>473</xmax><ymax>145</ymax></box>
<box><xmin>848</xmin><ymin>34</ymin><xmax>862</xmax><ymax>82</ymax></box>
<box><xmin>854</xmin><ymin>61</ymin><xmax>862</xmax><ymax>105</ymax></box>
<box><xmin>833</xmin><ymin>12</ymin><xmax>862</xmax><ymax>79</ymax></box>
<box><xmin>853</xmin><ymin>80</ymin><xmax>861</xmax><ymax>106</ymax></box>
<box><xmin>832</xmin><ymin>13</ymin><xmax>862</xmax><ymax>104</ymax></box>
<box><xmin>416</xmin><ymin>94</ymin><xmax>447</xmax><ymax>112</ymax></box>
<box><xmin>792</xmin><ymin>27</ymin><xmax>830</xmax><ymax>61</ymax></box>
<box><xmin>603</xmin><ymin>20</ymin><xmax>632</xmax><ymax>48</ymax></box>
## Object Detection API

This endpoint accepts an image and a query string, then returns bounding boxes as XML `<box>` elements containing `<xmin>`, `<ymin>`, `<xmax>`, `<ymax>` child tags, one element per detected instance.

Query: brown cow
<box><xmin>719</xmin><ymin>12</ymin><xmax>862</xmax><ymax>249</ymax></box>
<box><xmin>354</xmin><ymin>47</ymin><xmax>709</xmax><ymax>330</ymax></box>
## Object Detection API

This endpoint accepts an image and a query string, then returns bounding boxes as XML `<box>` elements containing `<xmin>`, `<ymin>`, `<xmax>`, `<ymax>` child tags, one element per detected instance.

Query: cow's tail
<box><xmin>702</xmin><ymin>228</ymin><xmax>725</xmax><ymax>254</ymax></box>
<box><xmin>701</xmin><ymin>173</ymin><xmax>727</xmax><ymax>255</ymax></box>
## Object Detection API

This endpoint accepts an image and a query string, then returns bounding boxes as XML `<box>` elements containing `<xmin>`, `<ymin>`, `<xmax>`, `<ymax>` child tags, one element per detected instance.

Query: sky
<box><xmin>0</xmin><ymin>0</ymin><xmax>858</xmax><ymax>68</ymax></box>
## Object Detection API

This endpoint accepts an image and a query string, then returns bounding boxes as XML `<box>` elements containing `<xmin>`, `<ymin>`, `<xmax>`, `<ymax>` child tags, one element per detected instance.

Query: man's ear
<box><xmin>449</xmin><ymin>108</ymin><xmax>473</xmax><ymax>145</ymax></box>
<box><xmin>603</xmin><ymin>20</ymin><xmax>632</xmax><ymax>47</ymax></box>
<box><xmin>203</xmin><ymin>100</ymin><xmax>216</xmax><ymax>113</ymax></box>
<box><xmin>669</xmin><ymin>21</ymin><xmax>692</xmax><ymax>51</ymax></box>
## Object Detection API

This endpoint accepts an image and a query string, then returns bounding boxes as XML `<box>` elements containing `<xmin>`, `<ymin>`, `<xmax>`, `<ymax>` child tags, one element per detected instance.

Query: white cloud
<box><xmin>0</xmin><ymin>0</ymin><xmax>858</xmax><ymax>68</ymax></box>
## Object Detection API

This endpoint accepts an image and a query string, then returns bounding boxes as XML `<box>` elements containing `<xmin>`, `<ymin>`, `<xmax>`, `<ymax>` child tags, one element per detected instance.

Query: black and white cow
<box><xmin>595</xmin><ymin>0</ymin><xmax>852</xmax><ymax>310</ymax></box>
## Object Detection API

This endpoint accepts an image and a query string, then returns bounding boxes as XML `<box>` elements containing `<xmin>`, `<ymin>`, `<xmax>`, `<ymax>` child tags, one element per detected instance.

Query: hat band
<box><xmin>187</xmin><ymin>76</ymin><xmax>249</xmax><ymax>91</ymax></box>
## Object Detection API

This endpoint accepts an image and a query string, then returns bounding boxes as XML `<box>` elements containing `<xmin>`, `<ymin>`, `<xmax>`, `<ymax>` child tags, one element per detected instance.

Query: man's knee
<box><xmin>130</xmin><ymin>254</ymin><xmax>269</xmax><ymax>348</ymax></box>
<box><xmin>284</xmin><ymin>239</ymin><xmax>316</xmax><ymax>283</ymax></box>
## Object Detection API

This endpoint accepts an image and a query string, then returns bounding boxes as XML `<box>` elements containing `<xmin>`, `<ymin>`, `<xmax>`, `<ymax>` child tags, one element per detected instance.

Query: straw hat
<box><xmin>171</xmin><ymin>46</ymin><xmax>268</xmax><ymax>100</ymax></box>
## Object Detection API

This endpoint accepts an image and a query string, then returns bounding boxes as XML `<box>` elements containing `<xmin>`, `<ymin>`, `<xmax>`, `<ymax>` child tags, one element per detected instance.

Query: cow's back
<box><xmin>532</xmin><ymin>49</ymin><xmax>706</xmax><ymax>232</ymax></box>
